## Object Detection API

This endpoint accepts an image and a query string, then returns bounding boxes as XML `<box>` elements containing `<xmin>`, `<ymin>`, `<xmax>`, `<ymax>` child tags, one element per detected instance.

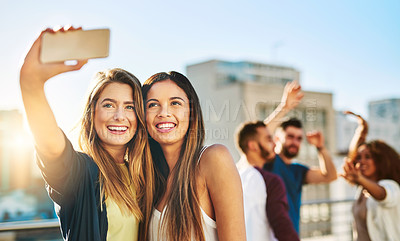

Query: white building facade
<box><xmin>368</xmin><ymin>98</ymin><xmax>400</xmax><ymax>152</ymax></box>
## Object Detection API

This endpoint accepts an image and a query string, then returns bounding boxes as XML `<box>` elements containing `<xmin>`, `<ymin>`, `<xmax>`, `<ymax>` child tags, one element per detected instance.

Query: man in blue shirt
<box><xmin>263</xmin><ymin>81</ymin><xmax>337</xmax><ymax>233</ymax></box>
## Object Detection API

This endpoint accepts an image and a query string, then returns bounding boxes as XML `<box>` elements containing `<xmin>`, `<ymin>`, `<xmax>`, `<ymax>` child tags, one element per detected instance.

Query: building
<box><xmin>187</xmin><ymin>59</ymin><xmax>336</xmax><ymax>238</ymax></box>
<box><xmin>335</xmin><ymin>111</ymin><xmax>358</xmax><ymax>155</ymax></box>
<box><xmin>186</xmin><ymin>60</ymin><xmax>335</xmax><ymax>158</ymax></box>
<box><xmin>0</xmin><ymin>110</ymin><xmax>55</xmax><ymax>222</ymax></box>
<box><xmin>0</xmin><ymin>110</ymin><xmax>35</xmax><ymax>191</ymax></box>
<box><xmin>368</xmin><ymin>98</ymin><xmax>400</xmax><ymax>152</ymax></box>
<box><xmin>329</xmin><ymin>111</ymin><xmax>359</xmax><ymax>240</ymax></box>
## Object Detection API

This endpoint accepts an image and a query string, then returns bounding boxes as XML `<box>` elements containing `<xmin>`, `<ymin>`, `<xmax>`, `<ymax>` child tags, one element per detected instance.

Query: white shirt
<box><xmin>364</xmin><ymin>179</ymin><xmax>400</xmax><ymax>241</ymax></box>
<box><xmin>149</xmin><ymin>146</ymin><xmax>218</xmax><ymax>241</ymax></box>
<box><xmin>237</xmin><ymin>156</ymin><xmax>277</xmax><ymax>241</ymax></box>
<box><xmin>149</xmin><ymin>206</ymin><xmax>218</xmax><ymax>241</ymax></box>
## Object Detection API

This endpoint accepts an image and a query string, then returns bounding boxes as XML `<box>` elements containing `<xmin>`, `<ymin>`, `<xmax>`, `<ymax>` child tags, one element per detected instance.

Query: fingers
<box><xmin>21</xmin><ymin>25</ymin><xmax>88</xmax><ymax>83</ymax></box>
<box><xmin>297</xmin><ymin>92</ymin><xmax>305</xmax><ymax>100</ymax></box>
<box><xmin>282</xmin><ymin>80</ymin><xmax>303</xmax><ymax>109</ymax></box>
<box><xmin>288</xmin><ymin>81</ymin><xmax>303</xmax><ymax>101</ymax></box>
<box><xmin>343</xmin><ymin>110</ymin><xmax>355</xmax><ymax>115</ymax></box>
<box><xmin>51</xmin><ymin>25</ymin><xmax>82</xmax><ymax>33</ymax></box>
<box><xmin>29</xmin><ymin>25</ymin><xmax>81</xmax><ymax>60</ymax></box>
<box><xmin>284</xmin><ymin>80</ymin><xmax>300</xmax><ymax>93</ymax></box>
<box><xmin>306</xmin><ymin>130</ymin><xmax>321</xmax><ymax>138</ymax></box>
<box><xmin>23</xmin><ymin>28</ymin><xmax>54</xmax><ymax>64</ymax></box>
<box><xmin>344</xmin><ymin>110</ymin><xmax>365</xmax><ymax>120</ymax></box>
<box><xmin>63</xmin><ymin>25</ymin><xmax>82</xmax><ymax>31</ymax></box>
<box><xmin>65</xmin><ymin>59</ymin><xmax>88</xmax><ymax>72</ymax></box>
<box><xmin>292</xmin><ymin>82</ymin><xmax>301</xmax><ymax>91</ymax></box>
<box><xmin>344</xmin><ymin>158</ymin><xmax>358</xmax><ymax>175</ymax></box>
<box><xmin>341</xmin><ymin>157</ymin><xmax>359</xmax><ymax>184</ymax></box>
<box><xmin>305</xmin><ymin>132</ymin><xmax>316</xmax><ymax>143</ymax></box>
<box><xmin>72</xmin><ymin>59</ymin><xmax>88</xmax><ymax>70</ymax></box>
<box><xmin>288</xmin><ymin>81</ymin><xmax>301</xmax><ymax>93</ymax></box>
<box><xmin>306</xmin><ymin>131</ymin><xmax>324</xmax><ymax>148</ymax></box>
<box><xmin>340</xmin><ymin>172</ymin><xmax>351</xmax><ymax>181</ymax></box>
<box><xmin>51</xmin><ymin>59</ymin><xmax>88</xmax><ymax>74</ymax></box>
<box><xmin>63</xmin><ymin>25</ymin><xmax>72</xmax><ymax>31</ymax></box>
<box><xmin>343</xmin><ymin>160</ymin><xmax>352</xmax><ymax>173</ymax></box>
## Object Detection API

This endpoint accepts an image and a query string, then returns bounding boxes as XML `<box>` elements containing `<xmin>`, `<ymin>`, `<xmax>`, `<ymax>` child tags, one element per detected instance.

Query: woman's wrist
<box><xmin>356</xmin><ymin>175</ymin><xmax>368</xmax><ymax>186</ymax></box>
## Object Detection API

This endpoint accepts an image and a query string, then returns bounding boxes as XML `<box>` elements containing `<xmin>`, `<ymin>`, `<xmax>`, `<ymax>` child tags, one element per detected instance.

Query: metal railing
<box><xmin>0</xmin><ymin>219</ymin><xmax>61</xmax><ymax>241</ymax></box>
<box><xmin>301</xmin><ymin>198</ymin><xmax>355</xmax><ymax>241</ymax></box>
<box><xmin>0</xmin><ymin>199</ymin><xmax>356</xmax><ymax>241</ymax></box>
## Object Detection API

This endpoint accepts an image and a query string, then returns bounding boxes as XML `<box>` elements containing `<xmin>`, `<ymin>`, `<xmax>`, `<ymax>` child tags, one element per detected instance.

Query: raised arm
<box><xmin>305</xmin><ymin>131</ymin><xmax>337</xmax><ymax>184</ymax></box>
<box><xmin>264</xmin><ymin>81</ymin><xmax>304</xmax><ymax>134</ymax></box>
<box><xmin>201</xmin><ymin>144</ymin><xmax>246</xmax><ymax>241</ymax></box>
<box><xmin>344</xmin><ymin>111</ymin><xmax>368</xmax><ymax>161</ymax></box>
<box><xmin>20</xmin><ymin>27</ymin><xmax>87</xmax><ymax>160</ymax></box>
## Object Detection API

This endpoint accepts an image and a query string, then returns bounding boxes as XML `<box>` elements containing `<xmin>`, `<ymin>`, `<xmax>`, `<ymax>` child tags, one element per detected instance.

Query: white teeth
<box><xmin>157</xmin><ymin>123</ymin><xmax>175</xmax><ymax>129</ymax></box>
<box><xmin>108</xmin><ymin>126</ymin><xmax>127</xmax><ymax>131</ymax></box>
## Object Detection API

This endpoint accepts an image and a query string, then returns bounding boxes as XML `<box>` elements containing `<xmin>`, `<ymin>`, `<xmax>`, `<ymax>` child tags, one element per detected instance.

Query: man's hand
<box><xmin>306</xmin><ymin>131</ymin><xmax>324</xmax><ymax>149</ymax></box>
<box><xmin>281</xmin><ymin>81</ymin><xmax>304</xmax><ymax>110</ymax></box>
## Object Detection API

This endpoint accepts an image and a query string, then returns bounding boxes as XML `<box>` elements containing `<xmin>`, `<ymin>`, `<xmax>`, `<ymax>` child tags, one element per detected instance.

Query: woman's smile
<box><xmin>145</xmin><ymin>79</ymin><xmax>190</xmax><ymax>146</ymax></box>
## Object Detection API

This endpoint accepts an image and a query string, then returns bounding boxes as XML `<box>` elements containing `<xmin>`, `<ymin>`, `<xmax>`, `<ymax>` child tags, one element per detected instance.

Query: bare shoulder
<box><xmin>199</xmin><ymin>144</ymin><xmax>236</xmax><ymax>177</ymax></box>
<box><xmin>200</xmin><ymin>144</ymin><xmax>233</xmax><ymax>165</ymax></box>
<box><xmin>198</xmin><ymin>145</ymin><xmax>246</xmax><ymax>240</ymax></box>
<box><xmin>203</xmin><ymin>143</ymin><xmax>231</xmax><ymax>155</ymax></box>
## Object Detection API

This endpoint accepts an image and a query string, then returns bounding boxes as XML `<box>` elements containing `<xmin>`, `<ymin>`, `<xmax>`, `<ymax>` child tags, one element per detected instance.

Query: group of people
<box><xmin>235</xmin><ymin>82</ymin><xmax>400</xmax><ymax>241</ymax></box>
<box><xmin>19</xmin><ymin>26</ymin><xmax>400</xmax><ymax>241</ymax></box>
<box><xmin>236</xmin><ymin>81</ymin><xmax>336</xmax><ymax>241</ymax></box>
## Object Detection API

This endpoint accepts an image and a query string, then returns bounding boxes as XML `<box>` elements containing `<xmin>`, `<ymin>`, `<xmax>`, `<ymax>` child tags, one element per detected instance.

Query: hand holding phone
<box><xmin>20</xmin><ymin>27</ymin><xmax>89</xmax><ymax>88</ymax></box>
<box><xmin>40</xmin><ymin>28</ymin><xmax>110</xmax><ymax>63</ymax></box>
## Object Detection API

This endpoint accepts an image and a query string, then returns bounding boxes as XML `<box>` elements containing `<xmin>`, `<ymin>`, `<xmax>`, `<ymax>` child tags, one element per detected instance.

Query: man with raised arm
<box><xmin>263</xmin><ymin>81</ymin><xmax>337</xmax><ymax>233</ymax></box>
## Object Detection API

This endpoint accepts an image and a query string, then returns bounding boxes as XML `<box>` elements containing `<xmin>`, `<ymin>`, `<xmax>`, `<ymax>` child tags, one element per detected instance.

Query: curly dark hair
<box><xmin>363</xmin><ymin>140</ymin><xmax>400</xmax><ymax>184</ymax></box>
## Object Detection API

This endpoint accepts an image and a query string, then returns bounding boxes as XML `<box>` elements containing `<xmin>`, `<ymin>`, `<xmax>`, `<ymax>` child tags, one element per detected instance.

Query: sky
<box><xmin>1</xmin><ymin>0</ymin><xmax>399</xmax><ymax>135</ymax></box>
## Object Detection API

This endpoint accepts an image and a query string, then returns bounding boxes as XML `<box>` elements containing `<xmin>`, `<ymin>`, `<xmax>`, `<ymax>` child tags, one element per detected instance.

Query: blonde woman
<box><xmin>142</xmin><ymin>71</ymin><xmax>246</xmax><ymax>241</ymax></box>
<box><xmin>20</xmin><ymin>27</ymin><xmax>154</xmax><ymax>241</ymax></box>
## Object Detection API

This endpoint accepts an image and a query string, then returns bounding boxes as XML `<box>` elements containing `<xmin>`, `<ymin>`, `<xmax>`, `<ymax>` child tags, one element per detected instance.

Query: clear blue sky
<box><xmin>2</xmin><ymin>0</ymin><xmax>399</xmax><ymax>133</ymax></box>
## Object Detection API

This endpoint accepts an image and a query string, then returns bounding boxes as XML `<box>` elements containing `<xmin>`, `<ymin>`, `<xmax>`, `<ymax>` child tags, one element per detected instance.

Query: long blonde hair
<box><xmin>142</xmin><ymin>71</ymin><xmax>206</xmax><ymax>241</ymax></box>
<box><xmin>79</xmin><ymin>69</ymin><xmax>154</xmax><ymax>234</ymax></box>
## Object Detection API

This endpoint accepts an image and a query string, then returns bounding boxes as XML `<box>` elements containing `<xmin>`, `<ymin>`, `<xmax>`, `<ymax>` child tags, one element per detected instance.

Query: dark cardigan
<box><xmin>37</xmin><ymin>133</ymin><xmax>108</xmax><ymax>241</ymax></box>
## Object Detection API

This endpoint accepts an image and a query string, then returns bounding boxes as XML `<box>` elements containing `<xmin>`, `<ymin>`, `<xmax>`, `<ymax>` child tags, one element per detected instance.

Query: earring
<box><xmin>124</xmin><ymin>148</ymin><xmax>129</xmax><ymax>162</ymax></box>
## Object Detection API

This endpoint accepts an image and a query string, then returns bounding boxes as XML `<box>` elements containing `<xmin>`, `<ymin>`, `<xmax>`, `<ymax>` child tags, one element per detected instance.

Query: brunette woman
<box><xmin>142</xmin><ymin>72</ymin><xmax>246</xmax><ymax>241</ymax></box>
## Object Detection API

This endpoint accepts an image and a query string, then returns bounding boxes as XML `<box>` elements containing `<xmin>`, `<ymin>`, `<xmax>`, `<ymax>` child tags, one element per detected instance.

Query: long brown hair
<box><xmin>78</xmin><ymin>68</ymin><xmax>154</xmax><ymax>236</ymax></box>
<box><xmin>142</xmin><ymin>71</ymin><xmax>206</xmax><ymax>241</ymax></box>
<box><xmin>363</xmin><ymin>140</ymin><xmax>400</xmax><ymax>184</ymax></box>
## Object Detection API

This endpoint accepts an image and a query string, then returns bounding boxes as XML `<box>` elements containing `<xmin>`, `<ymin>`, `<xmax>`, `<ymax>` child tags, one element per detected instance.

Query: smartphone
<box><xmin>40</xmin><ymin>28</ymin><xmax>110</xmax><ymax>63</ymax></box>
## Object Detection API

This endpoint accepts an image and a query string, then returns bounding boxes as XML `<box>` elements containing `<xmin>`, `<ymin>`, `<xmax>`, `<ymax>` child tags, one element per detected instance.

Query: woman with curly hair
<box><xmin>342</xmin><ymin>111</ymin><xmax>400</xmax><ymax>241</ymax></box>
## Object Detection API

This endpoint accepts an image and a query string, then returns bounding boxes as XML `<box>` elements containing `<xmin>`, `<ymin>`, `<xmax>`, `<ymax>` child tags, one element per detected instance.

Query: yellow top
<box><xmin>105</xmin><ymin>162</ymin><xmax>138</xmax><ymax>241</ymax></box>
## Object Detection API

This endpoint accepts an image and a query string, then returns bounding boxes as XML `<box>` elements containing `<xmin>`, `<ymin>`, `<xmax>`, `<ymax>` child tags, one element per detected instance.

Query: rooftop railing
<box><xmin>0</xmin><ymin>219</ymin><xmax>61</xmax><ymax>241</ymax></box>
<box><xmin>301</xmin><ymin>198</ymin><xmax>355</xmax><ymax>241</ymax></box>
<box><xmin>0</xmin><ymin>198</ymin><xmax>356</xmax><ymax>241</ymax></box>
